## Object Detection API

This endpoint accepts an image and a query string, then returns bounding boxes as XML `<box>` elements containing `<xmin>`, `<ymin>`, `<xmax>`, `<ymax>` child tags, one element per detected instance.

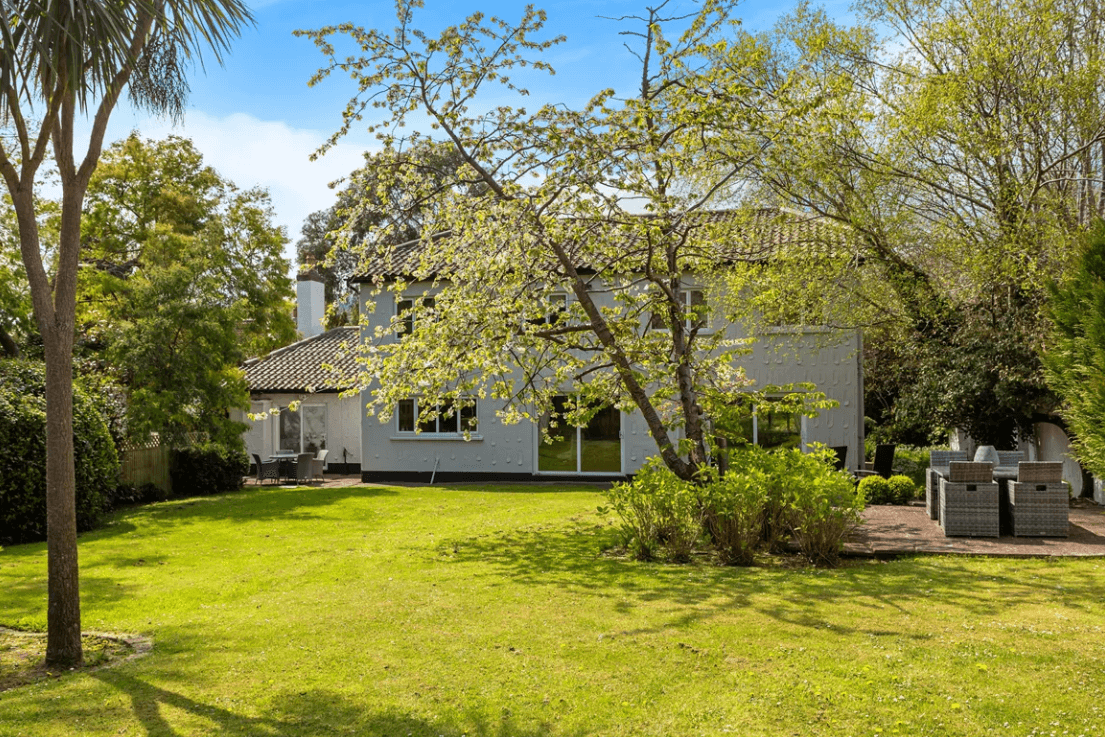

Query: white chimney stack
<box><xmin>296</xmin><ymin>270</ymin><xmax>326</xmax><ymax>338</ymax></box>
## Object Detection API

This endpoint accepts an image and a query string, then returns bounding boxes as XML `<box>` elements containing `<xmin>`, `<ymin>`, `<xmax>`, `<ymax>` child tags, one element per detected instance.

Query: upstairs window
<box><xmin>650</xmin><ymin>289</ymin><xmax>709</xmax><ymax>331</ymax></box>
<box><xmin>396</xmin><ymin>296</ymin><xmax>436</xmax><ymax>337</ymax></box>
<box><xmin>527</xmin><ymin>293</ymin><xmax>568</xmax><ymax>327</ymax></box>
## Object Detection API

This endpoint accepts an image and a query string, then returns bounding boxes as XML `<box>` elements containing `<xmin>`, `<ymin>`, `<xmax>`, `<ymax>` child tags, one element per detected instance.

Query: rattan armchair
<box><xmin>939</xmin><ymin>462</ymin><xmax>999</xmax><ymax>537</ymax></box>
<box><xmin>1008</xmin><ymin>462</ymin><xmax>1068</xmax><ymax>537</ymax></box>
<box><xmin>252</xmin><ymin>454</ymin><xmax>280</xmax><ymax>485</ymax></box>
<box><xmin>927</xmin><ymin>450</ymin><xmax>969</xmax><ymax>521</ymax></box>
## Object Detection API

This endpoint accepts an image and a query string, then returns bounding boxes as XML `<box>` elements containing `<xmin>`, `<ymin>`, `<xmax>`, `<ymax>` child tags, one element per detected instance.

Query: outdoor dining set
<box><xmin>926</xmin><ymin>448</ymin><xmax>1069</xmax><ymax>538</ymax></box>
<box><xmin>251</xmin><ymin>449</ymin><xmax>328</xmax><ymax>485</ymax></box>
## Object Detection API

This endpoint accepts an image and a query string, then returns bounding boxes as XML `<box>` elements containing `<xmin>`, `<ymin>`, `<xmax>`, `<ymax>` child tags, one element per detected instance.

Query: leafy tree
<box><xmin>77</xmin><ymin>134</ymin><xmax>295</xmax><ymax>445</ymax></box>
<box><xmin>0</xmin><ymin>0</ymin><xmax>251</xmax><ymax>667</ymax></box>
<box><xmin>1043</xmin><ymin>223</ymin><xmax>1105</xmax><ymax>479</ymax></box>
<box><xmin>729</xmin><ymin>0</ymin><xmax>1105</xmax><ymax>444</ymax></box>
<box><xmin>299</xmin><ymin>0</ymin><xmax>837</xmax><ymax>481</ymax></box>
<box><xmin>296</xmin><ymin>140</ymin><xmax>470</xmax><ymax>324</ymax></box>
<box><xmin>0</xmin><ymin>202</ymin><xmax>33</xmax><ymax>357</ymax></box>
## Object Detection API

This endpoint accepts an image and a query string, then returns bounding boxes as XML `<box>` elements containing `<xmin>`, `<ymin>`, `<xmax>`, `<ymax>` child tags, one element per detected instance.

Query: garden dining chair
<box><xmin>1008</xmin><ymin>462</ymin><xmax>1068</xmax><ymax>537</ymax></box>
<box><xmin>311</xmin><ymin>449</ymin><xmax>329</xmax><ymax>482</ymax></box>
<box><xmin>926</xmin><ymin>450</ymin><xmax>969</xmax><ymax>521</ymax></box>
<box><xmin>940</xmin><ymin>461</ymin><xmax>999</xmax><ymax>537</ymax></box>
<box><xmin>251</xmin><ymin>454</ymin><xmax>280</xmax><ymax>485</ymax></box>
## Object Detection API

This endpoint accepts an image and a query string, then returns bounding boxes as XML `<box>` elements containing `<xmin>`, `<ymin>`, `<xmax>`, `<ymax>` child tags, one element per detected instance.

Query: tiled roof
<box><xmin>350</xmin><ymin>208</ymin><xmax>851</xmax><ymax>281</ymax></box>
<box><xmin>243</xmin><ymin>327</ymin><xmax>359</xmax><ymax>393</ymax></box>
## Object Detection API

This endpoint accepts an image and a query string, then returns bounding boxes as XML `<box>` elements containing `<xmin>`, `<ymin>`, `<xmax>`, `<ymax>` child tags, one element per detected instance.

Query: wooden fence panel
<box><xmin>119</xmin><ymin>440</ymin><xmax>172</xmax><ymax>495</ymax></box>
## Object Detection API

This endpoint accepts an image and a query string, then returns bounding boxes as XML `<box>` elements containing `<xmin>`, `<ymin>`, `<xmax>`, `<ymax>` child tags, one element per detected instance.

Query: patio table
<box><xmin>993</xmin><ymin>467</ymin><xmax>1018</xmax><ymax>536</ymax></box>
<box><xmin>268</xmin><ymin>451</ymin><xmax>298</xmax><ymax>481</ymax></box>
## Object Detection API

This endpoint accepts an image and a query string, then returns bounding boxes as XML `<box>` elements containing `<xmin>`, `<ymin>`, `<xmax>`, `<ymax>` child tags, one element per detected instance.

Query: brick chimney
<box><xmin>296</xmin><ymin>270</ymin><xmax>326</xmax><ymax>338</ymax></box>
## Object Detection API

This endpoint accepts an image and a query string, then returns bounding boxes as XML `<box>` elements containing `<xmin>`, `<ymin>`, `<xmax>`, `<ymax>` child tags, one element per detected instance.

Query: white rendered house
<box><xmin>351</xmin><ymin>210</ymin><xmax>866</xmax><ymax>483</ymax></box>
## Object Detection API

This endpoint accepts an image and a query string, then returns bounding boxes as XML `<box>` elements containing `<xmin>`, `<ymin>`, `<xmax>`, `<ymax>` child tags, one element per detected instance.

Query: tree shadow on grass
<box><xmin>80</xmin><ymin>485</ymin><xmax>403</xmax><ymax>542</ymax></box>
<box><xmin>92</xmin><ymin>670</ymin><xmax>584</xmax><ymax>737</ymax></box>
<box><xmin>440</xmin><ymin>520</ymin><xmax>1105</xmax><ymax>639</ymax></box>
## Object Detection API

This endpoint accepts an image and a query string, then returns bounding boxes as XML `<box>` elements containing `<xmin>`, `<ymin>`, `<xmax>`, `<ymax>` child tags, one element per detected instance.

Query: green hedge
<box><xmin>0</xmin><ymin>360</ymin><xmax>119</xmax><ymax>546</ymax></box>
<box><xmin>169</xmin><ymin>441</ymin><xmax>249</xmax><ymax>498</ymax></box>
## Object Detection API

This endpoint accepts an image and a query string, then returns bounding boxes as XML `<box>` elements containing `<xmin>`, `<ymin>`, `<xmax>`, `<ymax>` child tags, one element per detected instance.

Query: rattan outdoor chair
<box><xmin>311</xmin><ymin>449</ymin><xmax>329</xmax><ymax>481</ymax></box>
<box><xmin>252</xmin><ymin>453</ymin><xmax>280</xmax><ymax>485</ymax></box>
<box><xmin>940</xmin><ymin>461</ymin><xmax>999</xmax><ymax>537</ymax></box>
<box><xmin>927</xmin><ymin>450</ymin><xmax>969</xmax><ymax>521</ymax></box>
<box><xmin>1008</xmin><ymin>462</ymin><xmax>1068</xmax><ymax>537</ymax></box>
<box><xmin>294</xmin><ymin>452</ymin><xmax>314</xmax><ymax>485</ymax></box>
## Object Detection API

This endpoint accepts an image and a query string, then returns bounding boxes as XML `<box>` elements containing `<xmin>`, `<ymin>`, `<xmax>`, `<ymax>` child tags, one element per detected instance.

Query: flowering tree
<box><xmin>301</xmin><ymin>0</ymin><xmax>838</xmax><ymax>481</ymax></box>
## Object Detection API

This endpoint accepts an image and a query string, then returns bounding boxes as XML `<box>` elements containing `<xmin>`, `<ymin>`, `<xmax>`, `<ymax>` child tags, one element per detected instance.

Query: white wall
<box><xmin>358</xmin><ymin>279</ymin><xmax>864</xmax><ymax>476</ymax></box>
<box><xmin>244</xmin><ymin>393</ymin><xmax>362</xmax><ymax>469</ymax></box>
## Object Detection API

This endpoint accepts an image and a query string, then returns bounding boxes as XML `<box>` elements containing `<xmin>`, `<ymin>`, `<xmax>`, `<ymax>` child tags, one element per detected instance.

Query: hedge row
<box><xmin>1</xmin><ymin>360</ymin><xmax>248</xmax><ymax>547</ymax></box>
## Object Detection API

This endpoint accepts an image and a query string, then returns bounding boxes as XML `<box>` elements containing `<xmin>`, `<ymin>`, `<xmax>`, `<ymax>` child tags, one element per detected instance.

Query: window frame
<box><xmin>278</xmin><ymin>403</ymin><xmax>328</xmax><ymax>455</ymax></box>
<box><xmin>396</xmin><ymin>295</ymin><xmax>436</xmax><ymax>338</ymax></box>
<box><xmin>719</xmin><ymin>396</ymin><xmax>807</xmax><ymax>452</ymax></box>
<box><xmin>649</xmin><ymin>288</ymin><xmax>711</xmax><ymax>332</ymax></box>
<box><xmin>395</xmin><ymin>397</ymin><xmax>479</xmax><ymax>438</ymax></box>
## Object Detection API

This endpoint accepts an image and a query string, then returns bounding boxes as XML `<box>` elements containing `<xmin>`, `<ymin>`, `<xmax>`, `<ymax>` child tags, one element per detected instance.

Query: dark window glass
<box><xmin>460</xmin><ymin>402</ymin><xmax>478</xmax><ymax>431</ymax></box>
<box><xmin>398</xmin><ymin>399</ymin><xmax>415</xmax><ymax>432</ymax></box>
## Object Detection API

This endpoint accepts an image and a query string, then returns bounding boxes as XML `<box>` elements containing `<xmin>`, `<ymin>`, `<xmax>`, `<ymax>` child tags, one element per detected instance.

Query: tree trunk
<box><xmin>43</xmin><ymin>323</ymin><xmax>81</xmax><ymax>668</ymax></box>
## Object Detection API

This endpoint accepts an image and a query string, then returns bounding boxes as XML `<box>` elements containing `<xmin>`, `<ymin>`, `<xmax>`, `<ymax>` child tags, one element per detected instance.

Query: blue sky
<box><xmin>104</xmin><ymin>0</ymin><xmax>852</xmax><ymax>261</ymax></box>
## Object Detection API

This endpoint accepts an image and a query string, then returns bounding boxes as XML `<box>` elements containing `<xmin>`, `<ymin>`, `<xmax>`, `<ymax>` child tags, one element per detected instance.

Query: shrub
<box><xmin>603</xmin><ymin>459</ymin><xmax>703</xmax><ymax>562</ymax></box>
<box><xmin>701</xmin><ymin>467</ymin><xmax>768</xmax><ymax>566</ymax></box>
<box><xmin>170</xmin><ymin>441</ymin><xmax>249</xmax><ymax>498</ymax></box>
<box><xmin>887</xmin><ymin>475</ymin><xmax>917</xmax><ymax>504</ymax></box>
<box><xmin>786</xmin><ymin>447</ymin><xmax>865</xmax><ymax>566</ymax></box>
<box><xmin>111</xmin><ymin>481</ymin><xmax>170</xmax><ymax>507</ymax></box>
<box><xmin>0</xmin><ymin>360</ymin><xmax>120</xmax><ymax>546</ymax></box>
<box><xmin>858</xmin><ymin>475</ymin><xmax>895</xmax><ymax>505</ymax></box>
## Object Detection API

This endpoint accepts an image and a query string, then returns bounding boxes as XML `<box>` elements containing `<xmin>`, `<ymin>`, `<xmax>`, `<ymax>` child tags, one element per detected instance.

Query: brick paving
<box><xmin>848</xmin><ymin>501</ymin><xmax>1105</xmax><ymax>557</ymax></box>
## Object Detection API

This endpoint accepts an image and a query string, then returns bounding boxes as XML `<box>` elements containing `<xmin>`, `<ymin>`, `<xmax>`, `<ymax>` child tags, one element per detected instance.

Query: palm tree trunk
<box><xmin>43</xmin><ymin>322</ymin><xmax>81</xmax><ymax>667</ymax></box>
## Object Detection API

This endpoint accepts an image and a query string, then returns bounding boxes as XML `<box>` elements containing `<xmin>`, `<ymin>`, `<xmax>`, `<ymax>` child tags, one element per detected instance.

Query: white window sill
<box><xmin>390</xmin><ymin>434</ymin><xmax>483</xmax><ymax>442</ymax></box>
<box><xmin>757</xmin><ymin>325</ymin><xmax>834</xmax><ymax>335</ymax></box>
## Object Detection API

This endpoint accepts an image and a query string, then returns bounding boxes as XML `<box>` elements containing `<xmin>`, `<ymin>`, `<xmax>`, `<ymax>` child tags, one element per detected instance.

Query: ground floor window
<box><xmin>724</xmin><ymin>397</ymin><xmax>805</xmax><ymax>451</ymax></box>
<box><xmin>538</xmin><ymin>395</ymin><xmax>621</xmax><ymax>473</ymax></box>
<box><xmin>397</xmin><ymin>398</ymin><xmax>477</xmax><ymax>435</ymax></box>
<box><xmin>280</xmin><ymin>404</ymin><xmax>327</xmax><ymax>455</ymax></box>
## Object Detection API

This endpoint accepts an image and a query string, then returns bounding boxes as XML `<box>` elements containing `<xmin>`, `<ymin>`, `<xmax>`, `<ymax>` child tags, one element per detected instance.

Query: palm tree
<box><xmin>0</xmin><ymin>0</ymin><xmax>252</xmax><ymax>668</ymax></box>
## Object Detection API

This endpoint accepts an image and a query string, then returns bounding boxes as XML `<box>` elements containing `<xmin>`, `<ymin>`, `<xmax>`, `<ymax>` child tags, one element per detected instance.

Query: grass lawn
<box><xmin>0</xmin><ymin>483</ymin><xmax>1103</xmax><ymax>736</ymax></box>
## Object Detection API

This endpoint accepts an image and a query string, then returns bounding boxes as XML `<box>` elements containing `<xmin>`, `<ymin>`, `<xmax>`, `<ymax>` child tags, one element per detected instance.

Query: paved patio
<box><xmin>847</xmin><ymin>500</ymin><xmax>1105</xmax><ymax>557</ymax></box>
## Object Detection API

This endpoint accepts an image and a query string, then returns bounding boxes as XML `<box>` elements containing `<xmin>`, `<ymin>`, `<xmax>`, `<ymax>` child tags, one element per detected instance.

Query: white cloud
<box><xmin>131</xmin><ymin>111</ymin><xmax>373</xmax><ymax>254</ymax></box>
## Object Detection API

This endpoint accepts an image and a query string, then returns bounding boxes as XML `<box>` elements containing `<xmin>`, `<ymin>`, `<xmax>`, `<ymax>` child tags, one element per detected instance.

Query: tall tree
<box><xmin>79</xmin><ymin>134</ymin><xmax>295</xmax><ymax>446</ymax></box>
<box><xmin>0</xmin><ymin>0</ymin><xmax>251</xmax><ymax>667</ymax></box>
<box><xmin>1043</xmin><ymin>223</ymin><xmax>1105</xmax><ymax>479</ymax></box>
<box><xmin>728</xmin><ymin>0</ymin><xmax>1105</xmax><ymax>444</ymax></box>
<box><xmin>296</xmin><ymin>140</ymin><xmax>470</xmax><ymax>323</ymax></box>
<box><xmin>300</xmin><ymin>0</ymin><xmax>835</xmax><ymax>481</ymax></box>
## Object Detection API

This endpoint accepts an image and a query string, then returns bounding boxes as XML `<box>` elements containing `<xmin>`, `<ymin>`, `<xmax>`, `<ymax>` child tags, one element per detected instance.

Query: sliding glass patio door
<box><xmin>538</xmin><ymin>396</ymin><xmax>622</xmax><ymax>474</ymax></box>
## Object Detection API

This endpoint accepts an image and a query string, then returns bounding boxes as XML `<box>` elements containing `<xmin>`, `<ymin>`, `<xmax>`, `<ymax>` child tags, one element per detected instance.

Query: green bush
<box><xmin>785</xmin><ymin>447</ymin><xmax>866</xmax><ymax>566</ymax></box>
<box><xmin>604</xmin><ymin>446</ymin><xmax>865</xmax><ymax>568</ymax></box>
<box><xmin>170</xmin><ymin>441</ymin><xmax>249</xmax><ymax>498</ymax></box>
<box><xmin>887</xmin><ymin>475</ymin><xmax>917</xmax><ymax>504</ymax></box>
<box><xmin>701</xmin><ymin>465</ymin><xmax>769</xmax><ymax>566</ymax></box>
<box><xmin>603</xmin><ymin>459</ymin><xmax>703</xmax><ymax>562</ymax></box>
<box><xmin>0</xmin><ymin>360</ymin><xmax>120</xmax><ymax>546</ymax></box>
<box><xmin>892</xmin><ymin>445</ymin><xmax>937</xmax><ymax>488</ymax></box>
<box><xmin>111</xmin><ymin>481</ymin><xmax>170</xmax><ymax>507</ymax></box>
<box><xmin>858</xmin><ymin>475</ymin><xmax>894</xmax><ymax>505</ymax></box>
